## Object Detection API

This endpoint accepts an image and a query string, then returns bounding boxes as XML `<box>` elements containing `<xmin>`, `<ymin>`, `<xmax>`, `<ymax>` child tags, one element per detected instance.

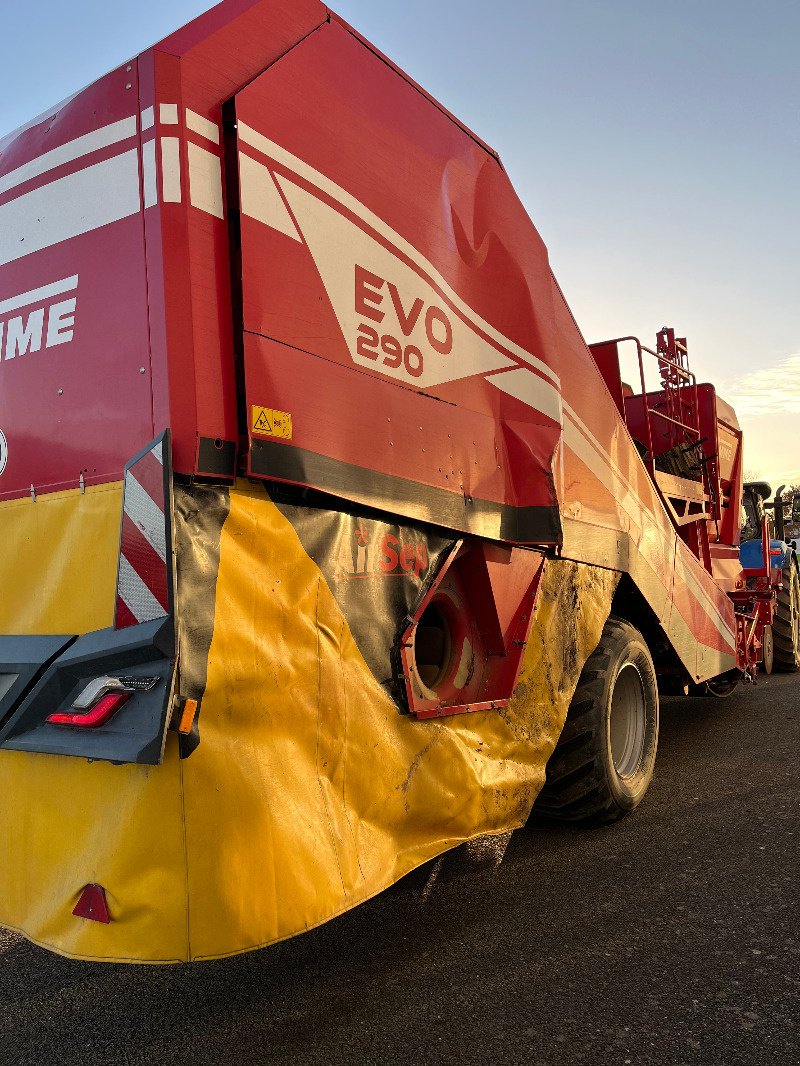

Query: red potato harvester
<box><xmin>0</xmin><ymin>0</ymin><xmax>794</xmax><ymax>964</ymax></box>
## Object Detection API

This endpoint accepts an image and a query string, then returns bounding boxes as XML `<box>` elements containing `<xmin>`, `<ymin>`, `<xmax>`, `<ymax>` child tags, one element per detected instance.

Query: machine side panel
<box><xmin>553</xmin><ymin>288</ymin><xmax>737</xmax><ymax>678</ymax></box>
<box><xmin>0</xmin><ymin>65</ymin><xmax>157</xmax><ymax>502</ymax></box>
<box><xmin>233</xmin><ymin>21</ymin><xmax>563</xmax><ymax>541</ymax></box>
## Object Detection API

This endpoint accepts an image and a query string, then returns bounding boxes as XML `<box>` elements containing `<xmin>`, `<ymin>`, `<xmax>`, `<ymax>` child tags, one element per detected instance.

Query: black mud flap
<box><xmin>0</xmin><ymin>618</ymin><xmax>175</xmax><ymax>765</ymax></box>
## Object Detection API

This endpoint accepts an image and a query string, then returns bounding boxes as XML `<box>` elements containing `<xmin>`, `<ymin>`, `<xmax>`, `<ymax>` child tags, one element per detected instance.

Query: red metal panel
<box><xmin>147</xmin><ymin>0</ymin><xmax>328</xmax><ymax>477</ymax></box>
<box><xmin>0</xmin><ymin>64</ymin><xmax>156</xmax><ymax>501</ymax></box>
<box><xmin>149</xmin><ymin>47</ymin><xmax>237</xmax><ymax>475</ymax></box>
<box><xmin>399</xmin><ymin>542</ymin><xmax>546</xmax><ymax>718</ymax></box>
<box><xmin>234</xmin><ymin>20</ymin><xmax>563</xmax><ymax>541</ymax></box>
<box><xmin>156</xmin><ymin>0</ymin><xmax>328</xmax><ymax>111</ymax></box>
<box><xmin>139</xmin><ymin>48</ymin><xmax>195</xmax><ymax>474</ymax></box>
<box><xmin>0</xmin><ymin>0</ymin><xmax>741</xmax><ymax>681</ymax></box>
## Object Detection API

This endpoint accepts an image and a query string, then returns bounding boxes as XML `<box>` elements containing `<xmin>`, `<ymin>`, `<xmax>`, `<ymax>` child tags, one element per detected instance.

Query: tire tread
<box><xmin>532</xmin><ymin>615</ymin><xmax>658</xmax><ymax>826</ymax></box>
<box><xmin>773</xmin><ymin>562</ymin><xmax>800</xmax><ymax>672</ymax></box>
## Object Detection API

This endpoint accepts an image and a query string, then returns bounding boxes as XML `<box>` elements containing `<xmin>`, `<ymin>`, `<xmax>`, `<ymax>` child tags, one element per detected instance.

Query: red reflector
<box><xmin>770</xmin><ymin>549</ymin><xmax>783</xmax><ymax>555</ymax></box>
<box><xmin>47</xmin><ymin>691</ymin><xmax>132</xmax><ymax>728</ymax></box>
<box><xmin>73</xmin><ymin>884</ymin><xmax>111</xmax><ymax>924</ymax></box>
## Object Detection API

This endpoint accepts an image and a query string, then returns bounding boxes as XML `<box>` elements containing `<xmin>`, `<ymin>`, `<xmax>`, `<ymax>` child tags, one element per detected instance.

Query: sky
<box><xmin>1</xmin><ymin>0</ymin><xmax>797</xmax><ymax>486</ymax></box>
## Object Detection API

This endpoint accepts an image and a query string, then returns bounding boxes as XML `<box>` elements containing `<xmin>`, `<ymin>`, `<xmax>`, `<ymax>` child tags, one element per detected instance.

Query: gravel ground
<box><xmin>1</xmin><ymin>674</ymin><xmax>798</xmax><ymax>1065</ymax></box>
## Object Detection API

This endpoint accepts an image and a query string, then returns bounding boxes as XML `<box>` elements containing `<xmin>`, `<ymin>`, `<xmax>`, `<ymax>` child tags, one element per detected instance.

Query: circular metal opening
<box><xmin>609</xmin><ymin>662</ymin><xmax>647</xmax><ymax>779</ymax></box>
<box><xmin>414</xmin><ymin>602</ymin><xmax>452</xmax><ymax>690</ymax></box>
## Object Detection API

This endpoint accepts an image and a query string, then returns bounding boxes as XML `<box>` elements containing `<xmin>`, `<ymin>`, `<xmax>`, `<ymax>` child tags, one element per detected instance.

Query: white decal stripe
<box><xmin>117</xmin><ymin>555</ymin><xmax>167</xmax><ymax>624</ymax></box>
<box><xmin>666</xmin><ymin>593</ymin><xmax>737</xmax><ymax>676</ymax></box>
<box><xmin>564</xmin><ymin>400</ymin><xmax>642</xmax><ymax>504</ymax></box>
<box><xmin>239</xmin><ymin>152</ymin><xmax>301</xmax><ymax>240</ymax></box>
<box><xmin>0</xmin><ymin>117</ymin><xmax>137</xmax><ymax>197</ymax></box>
<box><xmin>276</xmin><ymin>175</ymin><xmax>513</xmax><ymax>388</ymax></box>
<box><xmin>563</xmin><ymin>410</ymin><xmax>647</xmax><ymax>533</ymax></box>
<box><xmin>161</xmin><ymin>138</ymin><xmax>182</xmax><ymax>203</ymax></box>
<box><xmin>564</xmin><ymin>399</ymin><xmax>734</xmax><ymax>641</ymax></box>
<box><xmin>563</xmin><ymin>415</ymin><xmax>640</xmax><ymax>529</ymax></box>
<box><xmin>679</xmin><ymin>553</ymin><xmax>736</xmax><ymax>644</ymax></box>
<box><xmin>187</xmin><ymin>143</ymin><xmax>224</xmax><ymax>219</ymax></box>
<box><xmin>0</xmin><ymin>150</ymin><xmax>141</xmax><ymax>268</ymax></box>
<box><xmin>237</xmin><ymin>122</ymin><xmax>560</xmax><ymax>391</ymax></box>
<box><xmin>0</xmin><ymin>275</ymin><xmax>78</xmax><ymax>316</ymax></box>
<box><xmin>487</xmin><ymin>367</ymin><xmax>562</xmax><ymax>424</ymax></box>
<box><xmin>141</xmin><ymin>106</ymin><xmax>155</xmax><ymax>132</ymax></box>
<box><xmin>186</xmin><ymin>109</ymin><xmax>220</xmax><ymax>145</ymax></box>
<box><xmin>563</xmin><ymin>412</ymin><xmax>735</xmax><ymax>651</ymax></box>
<box><xmin>124</xmin><ymin>472</ymin><xmax>167</xmax><ymax>562</ymax></box>
<box><xmin>142</xmin><ymin>140</ymin><xmax>157</xmax><ymax>209</ymax></box>
<box><xmin>152</xmin><ymin>441</ymin><xmax>163</xmax><ymax>465</ymax></box>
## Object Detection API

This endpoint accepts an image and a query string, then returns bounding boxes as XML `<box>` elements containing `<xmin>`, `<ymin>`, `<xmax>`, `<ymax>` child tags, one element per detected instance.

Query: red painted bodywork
<box><xmin>400</xmin><ymin>542</ymin><xmax>545</xmax><ymax>719</ymax></box>
<box><xmin>234</xmin><ymin>20</ymin><xmax>561</xmax><ymax>537</ymax></box>
<box><xmin>0</xmin><ymin>0</ymin><xmax>764</xmax><ymax>684</ymax></box>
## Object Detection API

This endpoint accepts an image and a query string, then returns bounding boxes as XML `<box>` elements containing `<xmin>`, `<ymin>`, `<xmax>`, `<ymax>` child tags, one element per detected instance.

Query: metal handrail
<box><xmin>593</xmin><ymin>334</ymin><xmax>702</xmax><ymax>466</ymax></box>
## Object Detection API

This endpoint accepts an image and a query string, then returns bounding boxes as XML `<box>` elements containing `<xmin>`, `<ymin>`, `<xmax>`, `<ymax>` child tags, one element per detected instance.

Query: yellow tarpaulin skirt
<box><xmin>0</xmin><ymin>483</ymin><xmax>615</xmax><ymax>962</ymax></box>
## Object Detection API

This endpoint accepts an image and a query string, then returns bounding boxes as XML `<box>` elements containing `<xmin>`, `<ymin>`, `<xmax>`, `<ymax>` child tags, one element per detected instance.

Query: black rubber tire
<box><xmin>773</xmin><ymin>561</ymin><xmax>800</xmax><ymax>672</ymax></box>
<box><xmin>533</xmin><ymin>616</ymin><xmax>659</xmax><ymax>825</ymax></box>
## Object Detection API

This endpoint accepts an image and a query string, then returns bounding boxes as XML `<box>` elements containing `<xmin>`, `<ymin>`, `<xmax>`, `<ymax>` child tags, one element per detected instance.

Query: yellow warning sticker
<box><xmin>251</xmin><ymin>406</ymin><xmax>293</xmax><ymax>440</ymax></box>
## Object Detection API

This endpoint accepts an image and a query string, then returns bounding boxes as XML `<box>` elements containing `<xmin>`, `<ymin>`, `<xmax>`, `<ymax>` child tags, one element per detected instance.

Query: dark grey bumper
<box><xmin>0</xmin><ymin>618</ymin><xmax>176</xmax><ymax>765</ymax></box>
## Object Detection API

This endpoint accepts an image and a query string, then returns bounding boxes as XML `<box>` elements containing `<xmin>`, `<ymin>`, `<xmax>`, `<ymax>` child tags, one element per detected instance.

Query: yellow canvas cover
<box><xmin>0</xmin><ymin>482</ymin><xmax>616</xmax><ymax>962</ymax></box>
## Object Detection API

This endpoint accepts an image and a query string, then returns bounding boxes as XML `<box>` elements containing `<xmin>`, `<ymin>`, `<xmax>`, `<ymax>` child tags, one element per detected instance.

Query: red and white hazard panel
<box><xmin>114</xmin><ymin>432</ymin><xmax>173</xmax><ymax>629</ymax></box>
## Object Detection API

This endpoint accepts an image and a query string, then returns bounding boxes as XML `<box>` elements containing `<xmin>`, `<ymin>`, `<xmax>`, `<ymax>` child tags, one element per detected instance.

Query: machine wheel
<box><xmin>699</xmin><ymin>672</ymin><xmax>740</xmax><ymax>698</ymax></box>
<box><xmin>773</xmin><ymin>562</ymin><xmax>800</xmax><ymax>672</ymax></box>
<box><xmin>761</xmin><ymin>625</ymin><xmax>774</xmax><ymax>675</ymax></box>
<box><xmin>533</xmin><ymin>616</ymin><xmax>659</xmax><ymax>825</ymax></box>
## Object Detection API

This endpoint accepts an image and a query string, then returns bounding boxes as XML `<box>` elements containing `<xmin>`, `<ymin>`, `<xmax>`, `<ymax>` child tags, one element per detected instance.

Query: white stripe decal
<box><xmin>161</xmin><ymin>138</ymin><xmax>182</xmax><ymax>203</ymax></box>
<box><xmin>140</xmin><ymin>106</ymin><xmax>155</xmax><ymax>132</ymax></box>
<box><xmin>276</xmin><ymin>175</ymin><xmax>513</xmax><ymax>389</ymax></box>
<box><xmin>187</xmin><ymin>142</ymin><xmax>224</xmax><ymax>219</ymax></box>
<box><xmin>0</xmin><ymin>150</ymin><xmax>141</xmax><ymax>268</ymax></box>
<box><xmin>239</xmin><ymin>152</ymin><xmax>301</xmax><ymax>240</ymax></box>
<box><xmin>563</xmin><ymin>411</ymin><xmax>735</xmax><ymax>651</ymax></box>
<box><xmin>564</xmin><ymin>399</ymin><xmax>735</xmax><ymax>643</ymax></box>
<box><xmin>186</xmin><ymin>109</ymin><xmax>220</xmax><ymax>145</ymax></box>
<box><xmin>565</xmin><ymin>400</ymin><xmax>642</xmax><ymax>505</ymax></box>
<box><xmin>237</xmin><ymin>122</ymin><xmax>560</xmax><ymax>391</ymax></box>
<box><xmin>152</xmin><ymin>441</ymin><xmax>163</xmax><ymax>465</ymax></box>
<box><xmin>117</xmin><ymin>555</ymin><xmax>167</xmax><ymax>624</ymax></box>
<box><xmin>488</xmin><ymin>367</ymin><xmax>562</xmax><ymax>425</ymax></box>
<box><xmin>159</xmin><ymin>103</ymin><xmax>179</xmax><ymax>125</ymax></box>
<box><xmin>679</xmin><ymin>553</ymin><xmax>736</xmax><ymax>644</ymax></box>
<box><xmin>142</xmin><ymin>140</ymin><xmax>157</xmax><ymax>209</ymax></box>
<box><xmin>563</xmin><ymin>411</ymin><xmax>644</xmax><ymax>531</ymax></box>
<box><xmin>0</xmin><ymin>275</ymin><xmax>78</xmax><ymax>316</ymax></box>
<box><xmin>124</xmin><ymin>472</ymin><xmax>167</xmax><ymax>562</ymax></box>
<box><xmin>0</xmin><ymin>116</ymin><xmax>137</xmax><ymax>198</ymax></box>
<box><xmin>563</xmin><ymin>416</ymin><xmax>637</xmax><ymax>524</ymax></box>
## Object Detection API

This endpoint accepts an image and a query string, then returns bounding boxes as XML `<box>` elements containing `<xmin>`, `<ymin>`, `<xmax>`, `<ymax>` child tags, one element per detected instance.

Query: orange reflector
<box><xmin>73</xmin><ymin>884</ymin><xmax>111</xmax><ymax>924</ymax></box>
<box><xmin>176</xmin><ymin>698</ymin><xmax>199</xmax><ymax>735</ymax></box>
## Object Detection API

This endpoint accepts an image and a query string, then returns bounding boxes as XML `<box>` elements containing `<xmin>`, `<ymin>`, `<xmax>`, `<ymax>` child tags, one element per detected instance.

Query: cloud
<box><xmin>725</xmin><ymin>352</ymin><xmax>800</xmax><ymax>419</ymax></box>
<box><xmin>756</xmin><ymin>464</ymin><xmax>800</xmax><ymax>489</ymax></box>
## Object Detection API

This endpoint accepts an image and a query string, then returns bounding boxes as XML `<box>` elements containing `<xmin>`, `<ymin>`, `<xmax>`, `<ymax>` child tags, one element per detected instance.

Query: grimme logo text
<box><xmin>0</xmin><ymin>278</ymin><xmax>78</xmax><ymax>363</ymax></box>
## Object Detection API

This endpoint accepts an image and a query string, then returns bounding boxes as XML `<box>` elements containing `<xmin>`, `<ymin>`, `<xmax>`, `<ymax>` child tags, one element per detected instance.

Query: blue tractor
<box><xmin>740</xmin><ymin>482</ymin><xmax>800</xmax><ymax>673</ymax></box>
